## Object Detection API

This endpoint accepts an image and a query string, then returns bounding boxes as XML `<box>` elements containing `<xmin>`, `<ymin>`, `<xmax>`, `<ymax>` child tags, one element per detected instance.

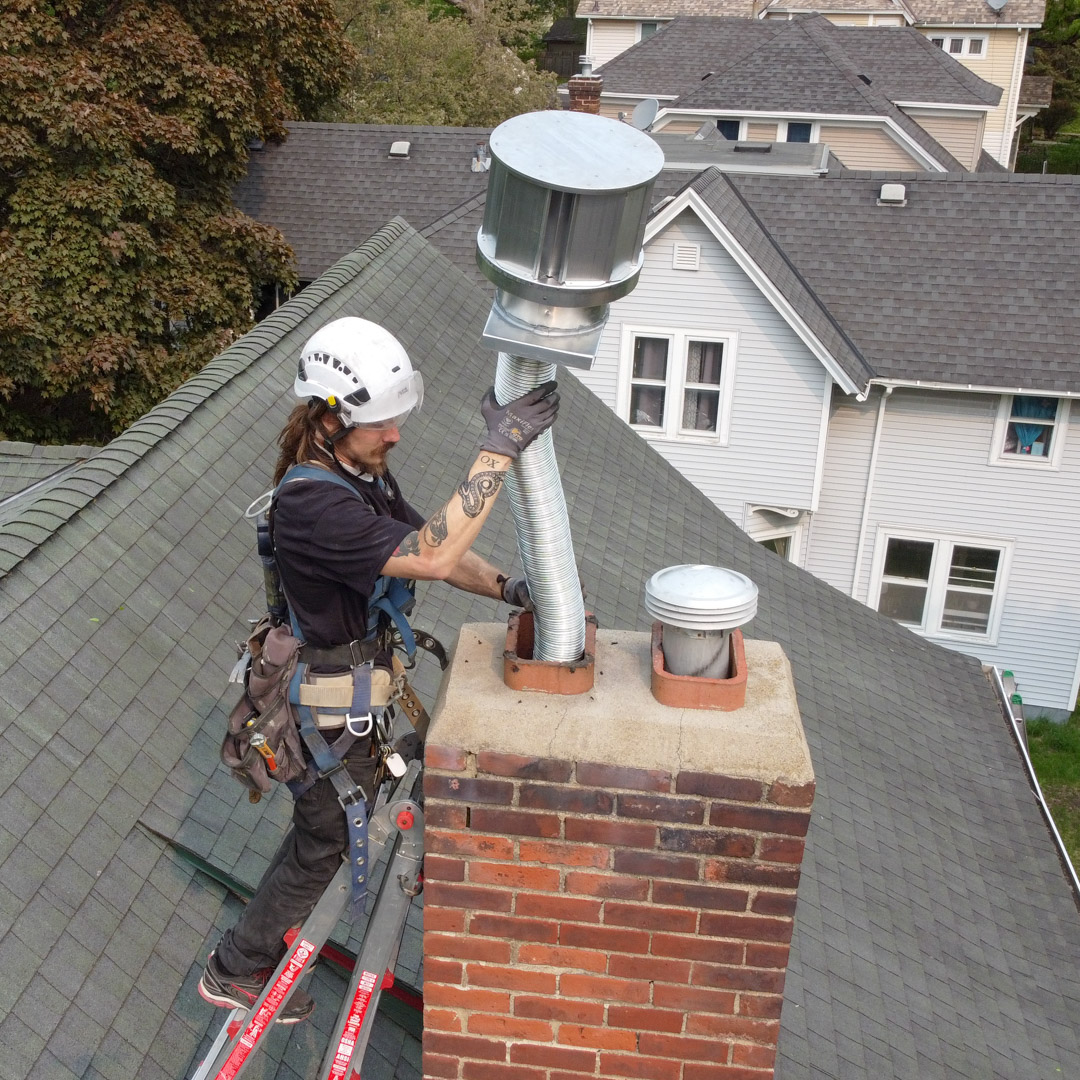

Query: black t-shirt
<box><xmin>271</xmin><ymin>465</ymin><xmax>426</xmax><ymax>649</ymax></box>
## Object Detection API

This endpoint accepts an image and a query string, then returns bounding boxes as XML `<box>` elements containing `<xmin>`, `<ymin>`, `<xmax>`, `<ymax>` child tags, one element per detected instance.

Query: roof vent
<box><xmin>987</xmin><ymin>0</ymin><xmax>1007</xmax><ymax>10</ymax></box>
<box><xmin>858</xmin><ymin>73</ymin><xmax>872</xmax><ymax>85</ymax></box>
<box><xmin>734</xmin><ymin>142</ymin><xmax>771</xmax><ymax>153</ymax></box>
<box><xmin>389</xmin><ymin>140</ymin><xmax>411</xmax><ymax>159</ymax></box>
<box><xmin>645</xmin><ymin>565</ymin><xmax>758</xmax><ymax>680</ymax></box>
<box><xmin>471</xmin><ymin>143</ymin><xmax>490</xmax><ymax>172</ymax></box>
<box><xmin>878</xmin><ymin>182</ymin><xmax>907</xmax><ymax>206</ymax></box>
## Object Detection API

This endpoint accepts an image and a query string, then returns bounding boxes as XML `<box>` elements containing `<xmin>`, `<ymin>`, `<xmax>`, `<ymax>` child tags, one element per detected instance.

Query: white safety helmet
<box><xmin>294</xmin><ymin>317</ymin><xmax>423</xmax><ymax>428</ymax></box>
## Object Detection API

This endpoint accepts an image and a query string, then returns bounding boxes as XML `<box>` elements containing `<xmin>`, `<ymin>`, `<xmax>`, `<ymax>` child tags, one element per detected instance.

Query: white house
<box><xmin>572</xmin><ymin>167</ymin><xmax>1080</xmax><ymax>714</ymax></box>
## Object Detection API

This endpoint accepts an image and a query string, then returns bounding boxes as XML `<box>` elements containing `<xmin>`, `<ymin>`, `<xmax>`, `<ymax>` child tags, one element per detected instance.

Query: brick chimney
<box><xmin>567</xmin><ymin>57</ymin><xmax>603</xmax><ymax>115</ymax></box>
<box><xmin>422</xmin><ymin>624</ymin><xmax>814</xmax><ymax>1079</ymax></box>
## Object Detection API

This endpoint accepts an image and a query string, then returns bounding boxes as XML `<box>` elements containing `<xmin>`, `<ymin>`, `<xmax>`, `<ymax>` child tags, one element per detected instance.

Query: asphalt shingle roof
<box><xmin>1</xmin><ymin>220</ymin><xmax>1078</xmax><ymax>1079</ymax></box>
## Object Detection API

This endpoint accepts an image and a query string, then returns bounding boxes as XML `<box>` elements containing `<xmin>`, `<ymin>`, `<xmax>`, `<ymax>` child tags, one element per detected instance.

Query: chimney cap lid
<box><xmin>645</xmin><ymin>565</ymin><xmax>758</xmax><ymax>630</ymax></box>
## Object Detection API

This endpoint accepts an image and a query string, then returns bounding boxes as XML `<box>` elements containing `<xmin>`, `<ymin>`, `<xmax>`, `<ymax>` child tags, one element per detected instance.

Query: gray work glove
<box><xmin>479</xmin><ymin>381</ymin><xmax>559</xmax><ymax>460</ymax></box>
<box><xmin>499</xmin><ymin>575</ymin><xmax>532</xmax><ymax>611</ymax></box>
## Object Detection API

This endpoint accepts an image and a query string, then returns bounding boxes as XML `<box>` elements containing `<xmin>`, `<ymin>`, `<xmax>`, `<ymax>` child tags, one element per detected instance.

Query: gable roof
<box><xmin>695</xmin><ymin>169</ymin><xmax>1080</xmax><ymax>392</ymax></box>
<box><xmin>232</xmin><ymin>122</ymin><xmax>492</xmax><ymax>282</ymax></box>
<box><xmin>1</xmin><ymin>219</ymin><xmax>1079</xmax><ymax>1079</ymax></box>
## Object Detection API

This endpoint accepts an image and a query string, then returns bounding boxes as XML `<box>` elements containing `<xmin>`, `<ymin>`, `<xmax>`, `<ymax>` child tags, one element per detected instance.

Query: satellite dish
<box><xmin>631</xmin><ymin>98</ymin><xmax>659</xmax><ymax>132</ymax></box>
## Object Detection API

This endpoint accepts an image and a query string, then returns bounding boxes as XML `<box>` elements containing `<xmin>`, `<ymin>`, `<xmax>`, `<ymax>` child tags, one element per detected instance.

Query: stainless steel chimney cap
<box><xmin>488</xmin><ymin>110</ymin><xmax>664</xmax><ymax>195</ymax></box>
<box><xmin>645</xmin><ymin>565</ymin><xmax>758</xmax><ymax>630</ymax></box>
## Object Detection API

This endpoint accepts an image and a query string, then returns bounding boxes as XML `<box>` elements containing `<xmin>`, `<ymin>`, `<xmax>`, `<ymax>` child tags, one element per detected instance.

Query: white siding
<box><xmin>818</xmin><ymin>125</ymin><xmax>922</xmax><ymax>169</ymax></box>
<box><xmin>571</xmin><ymin>211</ymin><xmax>829</xmax><ymax>530</ymax></box>
<box><xmin>589</xmin><ymin>21</ymin><xmax>640</xmax><ymax>67</ymax></box>
<box><xmin>816</xmin><ymin>387</ymin><xmax>1080</xmax><ymax>710</ymax></box>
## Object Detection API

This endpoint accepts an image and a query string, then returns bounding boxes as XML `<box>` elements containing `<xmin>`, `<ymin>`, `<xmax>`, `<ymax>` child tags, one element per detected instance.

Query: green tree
<box><xmin>0</xmin><ymin>0</ymin><xmax>353</xmax><ymax>443</ymax></box>
<box><xmin>326</xmin><ymin>0</ymin><xmax>558</xmax><ymax>127</ymax></box>
<box><xmin>1030</xmin><ymin>0</ymin><xmax>1080</xmax><ymax>139</ymax></box>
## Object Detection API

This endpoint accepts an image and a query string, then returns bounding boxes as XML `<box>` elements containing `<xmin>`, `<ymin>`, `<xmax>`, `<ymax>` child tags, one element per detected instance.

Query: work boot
<box><xmin>198</xmin><ymin>951</ymin><xmax>315</xmax><ymax>1024</ymax></box>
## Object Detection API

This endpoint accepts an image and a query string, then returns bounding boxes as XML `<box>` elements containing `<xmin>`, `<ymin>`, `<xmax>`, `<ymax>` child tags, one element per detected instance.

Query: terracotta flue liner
<box><xmin>503</xmin><ymin>611</ymin><xmax>597</xmax><ymax>695</ymax></box>
<box><xmin>650</xmin><ymin>623</ymin><xmax>747</xmax><ymax>710</ymax></box>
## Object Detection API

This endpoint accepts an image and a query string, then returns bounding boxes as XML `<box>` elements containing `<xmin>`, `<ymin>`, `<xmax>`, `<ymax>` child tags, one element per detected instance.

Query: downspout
<box><xmin>850</xmin><ymin>385</ymin><xmax>892</xmax><ymax>601</ymax></box>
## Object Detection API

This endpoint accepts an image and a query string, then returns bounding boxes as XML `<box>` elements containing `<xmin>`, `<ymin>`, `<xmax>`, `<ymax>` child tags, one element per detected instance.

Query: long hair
<box><xmin>274</xmin><ymin>400</ymin><xmax>333</xmax><ymax>484</ymax></box>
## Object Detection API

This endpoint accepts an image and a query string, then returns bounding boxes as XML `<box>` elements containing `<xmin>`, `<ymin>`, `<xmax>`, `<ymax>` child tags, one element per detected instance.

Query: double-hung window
<box><xmin>622</xmin><ymin>328</ymin><xmax>736</xmax><ymax>443</ymax></box>
<box><xmin>928</xmin><ymin>34</ymin><xmax>986</xmax><ymax>57</ymax></box>
<box><xmin>872</xmin><ymin>532</ymin><xmax>1010</xmax><ymax>642</ymax></box>
<box><xmin>991</xmin><ymin>394</ymin><xmax>1069</xmax><ymax>467</ymax></box>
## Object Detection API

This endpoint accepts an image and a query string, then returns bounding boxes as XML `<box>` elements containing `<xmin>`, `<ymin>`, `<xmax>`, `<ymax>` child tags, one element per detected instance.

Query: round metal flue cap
<box><xmin>644</xmin><ymin>565</ymin><xmax>758</xmax><ymax>631</ymax></box>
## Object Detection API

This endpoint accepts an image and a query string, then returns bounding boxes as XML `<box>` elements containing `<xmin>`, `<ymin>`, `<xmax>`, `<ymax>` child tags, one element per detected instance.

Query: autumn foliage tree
<box><xmin>0</xmin><ymin>0</ymin><xmax>353</xmax><ymax>442</ymax></box>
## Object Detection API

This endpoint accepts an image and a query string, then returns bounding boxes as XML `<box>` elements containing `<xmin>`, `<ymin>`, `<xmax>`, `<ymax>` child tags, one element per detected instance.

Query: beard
<box><xmin>355</xmin><ymin>442</ymin><xmax>393</xmax><ymax>476</ymax></box>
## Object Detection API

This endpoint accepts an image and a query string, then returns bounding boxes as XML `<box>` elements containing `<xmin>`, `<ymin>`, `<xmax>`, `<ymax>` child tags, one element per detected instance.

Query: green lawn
<box><xmin>1027</xmin><ymin>707</ymin><xmax>1080</xmax><ymax>869</ymax></box>
<box><xmin>1015</xmin><ymin>139</ymin><xmax>1080</xmax><ymax>174</ymax></box>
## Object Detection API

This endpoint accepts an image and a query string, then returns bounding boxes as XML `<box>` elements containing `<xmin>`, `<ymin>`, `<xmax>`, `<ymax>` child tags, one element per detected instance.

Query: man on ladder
<box><xmin>198</xmin><ymin>316</ymin><xmax>559</xmax><ymax>1023</ymax></box>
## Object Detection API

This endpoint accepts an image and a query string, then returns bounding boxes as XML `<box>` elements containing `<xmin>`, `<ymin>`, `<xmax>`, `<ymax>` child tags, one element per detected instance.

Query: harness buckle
<box><xmin>337</xmin><ymin>783</ymin><xmax>368</xmax><ymax>811</ymax></box>
<box><xmin>346</xmin><ymin>712</ymin><xmax>374</xmax><ymax>737</ymax></box>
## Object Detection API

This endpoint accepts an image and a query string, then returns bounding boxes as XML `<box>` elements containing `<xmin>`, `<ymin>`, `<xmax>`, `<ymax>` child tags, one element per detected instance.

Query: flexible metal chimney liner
<box><xmin>477</xmin><ymin>111</ymin><xmax>663</xmax><ymax>664</ymax></box>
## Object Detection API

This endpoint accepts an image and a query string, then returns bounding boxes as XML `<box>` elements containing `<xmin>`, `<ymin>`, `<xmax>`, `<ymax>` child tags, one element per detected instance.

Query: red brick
<box><xmin>699</xmin><ymin>912</ymin><xmax>793</xmax><ymax>944</ymax></box>
<box><xmin>751</xmin><ymin>890</ymin><xmax>798</xmax><ymax>916</ymax></box>
<box><xmin>477</xmin><ymin>751</ymin><xmax>572</xmax><ymax>782</ymax></box>
<box><xmin>653</xmin><ymin>983</ymin><xmax>737</xmax><ymax>1015</ymax></box>
<box><xmin>561</xmin><ymin>923</ymin><xmax>649</xmax><ymax>954</ymax></box>
<box><xmin>424</xmin><ymin>854</ymin><xmax>465</xmax><ymax>882</ymax></box>
<box><xmin>426</xmin><ymin>908</ymin><xmax>465</xmax><ymax>932</ymax></box>
<box><xmin>616</xmin><ymin>793</ymin><xmax>704</xmax><ymax>824</ymax></box>
<box><xmin>469</xmin><ymin>913</ymin><xmax>559</xmax><ymax>943</ymax></box>
<box><xmin>652</xmin><ymin>881</ymin><xmax>748</xmax><ymax>912</ymax></box>
<box><xmin>425</xmin><ymin>957</ymin><xmax>463</xmax><ymax>984</ymax></box>
<box><xmin>424</xmin><ymin>984</ymin><xmax>510</xmax><ymax>1013</ymax></box>
<box><xmin>468</xmin><ymin>1013</ymin><xmax>553</xmax><ymax>1040</ymax></box>
<box><xmin>521</xmin><ymin>783</ymin><xmax>614</xmax><ymax>814</ymax></box>
<box><xmin>425</xmin><ymin>744</ymin><xmax>467</xmax><ymax>771</ymax></box>
<box><xmin>518</xmin><ymin>943</ymin><xmax>608</xmax><ymax>972</ymax></box>
<box><xmin>691</xmin><ymin>963</ymin><xmax>786</xmax><ymax>994</ymax></box>
<box><xmin>686</xmin><ymin>1013</ymin><xmax>780</xmax><ymax>1043</ymax></box>
<box><xmin>704</xmin><ymin>859</ymin><xmax>801</xmax><ymax>888</ymax></box>
<box><xmin>511</xmin><ymin>1042</ymin><xmax>598</xmax><ymax>1071</ymax></box>
<box><xmin>514</xmin><ymin>995</ymin><xmax>605</xmax><ymax>1025</ymax></box>
<box><xmin>517</xmin><ymin>893</ymin><xmax>602</xmax><ymax>923</ymax></box>
<box><xmin>424</xmin><ymin>1031</ymin><xmax>506</xmax><ymax>1061</ymax></box>
<box><xmin>470</xmin><ymin>861</ymin><xmax>560</xmax><ymax>891</ymax></box>
<box><xmin>566</xmin><ymin>872</ymin><xmax>649</xmax><ymax>901</ymax></box>
<box><xmin>658</xmin><ymin>829</ymin><xmax>755</xmax><ymax>858</ymax></box>
<box><xmin>423</xmin><ymin>1050</ymin><xmax>460</xmax><ymax>1078</ymax></box>
<box><xmin>608</xmin><ymin>953</ymin><xmax>690</xmax><ymax>984</ymax></box>
<box><xmin>558</xmin><ymin>1024</ymin><xmax>637</xmax><ymax>1051</ymax></box>
<box><xmin>471</xmin><ymin>807</ymin><xmax>560</xmax><ymax>838</ymax></box>
<box><xmin>676</xmin><ymin>774</ymin><xmax>764</xmax><ymax>802</ymax></box>
<box><xmin>560</xmin><ymin>973</ymin><xmax>651</xmax><ymax>1004</ymax></box>
<box><xmin>467</xmin><ymin>963</ymin><xmax>557</xmax><ymax>994</ymax></box>
<box><xmin>424</xmin><ymin>1008</ymin><xmax>463</xmax><ymax>1032</ymax></box>
<box><xmin>758</xmin><ymin>836</ymin><xmax>806</xmax><ymax>863</ymax></box>
<box><xmin>744</xmin><ymin>943</ymin><xmax>789</xmax><ymax>969</ymax></box>
<box><xmin>565</xmin><ymin>818</ymin><xmax>656</xmax><ymax>848</ymax></box>
<box><xmin>638</xmin><ymin>1032</ymin><xmax>733</xmax><ymax>1062</ymax></box>
<box><xmin>599</xmin><ymin>1052</ymin><xmax>682</xmax><ymax>1080</ymax></box>
<box><xmin>607</xmin><ymin>1005</ymin><xmax>685</xmax><ymax>1033</ymax></box>
<box><xmin>614</xmin><ymin>850</ymin><xmax>700</xmax><ymax>881</ymax></box>
<box><xmin>767</xmin><ymin>779</ymin><xmax>815</xmax><ymax>808</ymax></box>
<box><xmin>462</xmin><ymin>1063</ymin><xmax>544</xmax><ymax>1080</ymax></box>
<box><xmin>604</xmin><ymin>901</ymin><xmax>697</xmax><ymax>933</ymax></box>
<box><xmin>426</xmin><ymin>933</ymin><xmax>511</xmax><ymax>964</ymax></box>
<box><xmin>732</xmin><ymin>1042</ymin><xmax>777</xmax><ymax>1067</ymax></box>
<box><xmin>683</xmin><ymin>1065</ymin><xmax>774</xmax><ymax>1080</ymax></box>
<box><xmin>738</xmin><ymin>994</ymin><xmax>784</xmax><ymax>1018</ymax></box>
<box><xmin>708</xmin><ymin>804</ymin><xmax>810</xmax><ymax>837</ymax></box>
<box><xmin>577</xmin><ymin>762</ymin><xmax>672</xmax><ymax>792</ymax></box>
<box><xmin>426</xmin><ymin>803</ymin><xmax>468</xmax><ymax>829</ymax></box>
<box><xmin>425</xmin><ymin>881</ymin><xmax>513</xmax><ymax>913</ymax></box>
<box><xmin>519</xmin><ymin>839</ymin><xmax>610</xmax><ymax>868</ymax></box>
<box><xmin>427</xmin><ymin>774</ymin><xmax>515</xmax><ymax>804</ymax></box>
<box><xmin>428</xmin><ymin>829</ymin><xmax>515</xmax><ymax>861</ymax></box>
<box><xmin>651</xmin><ymin>934</ymin><xmax>743</xmax><ymax>965</ymax></box>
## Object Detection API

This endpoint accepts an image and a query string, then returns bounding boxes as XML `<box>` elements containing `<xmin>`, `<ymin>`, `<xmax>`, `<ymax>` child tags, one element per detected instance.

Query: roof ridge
<box><xmin>901</xmin><ymin>28</ymin><xmax>1001</xmax><ymax>105</ymax></box>
<box><xmin>421</xmin><ymin>191</ymin><xmax>489</xmax><ymax>238</ymax></box>
<box><xmin>669</xmin><ymin>16</ymin><xmax>786</xmax><ymax>101</ymax></box>
<box><xmin>0</xmin><ymin>218</ymin><xmax>414</xmax><ymax>577</ymax></box>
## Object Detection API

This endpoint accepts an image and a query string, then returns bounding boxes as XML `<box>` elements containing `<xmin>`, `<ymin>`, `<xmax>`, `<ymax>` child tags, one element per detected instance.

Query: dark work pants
<box><xmin>216</xmin><ymin>742</ymin><xmax>377</xmax><ymax>976</ymax></box>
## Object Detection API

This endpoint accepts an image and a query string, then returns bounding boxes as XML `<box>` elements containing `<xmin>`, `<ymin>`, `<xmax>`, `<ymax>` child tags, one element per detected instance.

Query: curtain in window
<box><xmin>1010</xmin><ymin>396</ymin><xmax>1056</xmax><ymax>452</ymax></box>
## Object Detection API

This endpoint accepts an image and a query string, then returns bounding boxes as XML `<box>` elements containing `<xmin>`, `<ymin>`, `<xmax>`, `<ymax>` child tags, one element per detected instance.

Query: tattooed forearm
<box><xmin>394</xmin><ymin>531</ymin><xmax>421</xmax><ymax>557</ymax></box>
<box><xmin>457</xmin><ymin>470</ymin><xmax>505</xmax><ymax>518</ymax></box>
<box><xmin>423</xmin><ymin>506</ymin><xmax>449</xmax><ymax>548</ymax></box>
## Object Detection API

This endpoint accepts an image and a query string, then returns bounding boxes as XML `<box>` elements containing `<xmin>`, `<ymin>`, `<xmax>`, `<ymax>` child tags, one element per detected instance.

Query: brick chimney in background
<box><xmin>567</xmin><ymin>56</ymin><xmax>603</xmax><ymax>114</ymax></box>
<box><xmin>422</xmin><ymin>624</ymin><xmax>815</xmax><ymax>1080</ymax></box>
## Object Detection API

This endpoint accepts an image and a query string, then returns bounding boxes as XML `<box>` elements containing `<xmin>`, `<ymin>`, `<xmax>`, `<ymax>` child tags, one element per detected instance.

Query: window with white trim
<box><xmin>991</xmin><ymin>394</ymin><xmax>1069</xmax><ymax>467</ymax></box>
<box><xmin>928</xmin><ymin>34</ymin><xmax>987</xmax><ymax>57</ymax></box>
<box><xmin>872</xmin><ymin>533</ymin><xmax>1009</xmax><ymax>641</ymax></box>
<box><xmin>779</xmin><ymin>120</ymin><xmax>817</xmax><ymax>143</ymax></box>
<box><xmin>622</xmin><ymin>328</ymin><xmax>737</xmax><ymax>442</ymax></box>
<box><xmin>716</xmin><ymin>118</ymin><xmax>742</xmax><ymax>141</ymax></box>
<box><xmin>639</xmin><ymin>21</ymin><xmax>659</xmax><ymax>40</ymax></box>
